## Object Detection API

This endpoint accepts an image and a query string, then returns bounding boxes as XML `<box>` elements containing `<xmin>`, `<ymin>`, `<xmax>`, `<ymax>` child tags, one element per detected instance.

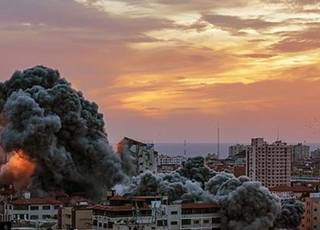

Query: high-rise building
<box><xmin>290</xmin><ymin>143</ymin><xmax>310</xmax><ymax>162</ymax></box>
<box><xmin>118</xmin><ymin>137</ymin><xmax>158</xmax><ymax>175</ymax></box>
<box><xmin>246</xmin><ymin>138</ymin><xmax>291</xmax><ymax>188</ymax></box>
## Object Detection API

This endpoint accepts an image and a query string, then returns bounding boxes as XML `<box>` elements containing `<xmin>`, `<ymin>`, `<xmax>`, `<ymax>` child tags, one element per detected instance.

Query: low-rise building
<box><xmin>5</xmin><ymin>197</ymin><xmax>63</xmax><ymax>222</ymax></box>
<box><xmin>92</xmin><ymin>196</ymin><xmax>221</xmax><ymax>230</ymax></box>
<box><xmin>59</xmin><ymin>204</ymin><xmax>92</xmax><ymax>230</ymax></box>
<box><xmin>269</xmin><ymin>185</ymin><xmax>313</xmax><ymax>199</ymax></box>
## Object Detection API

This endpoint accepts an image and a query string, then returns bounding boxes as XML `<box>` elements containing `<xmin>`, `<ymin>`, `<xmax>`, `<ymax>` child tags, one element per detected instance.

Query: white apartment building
<box><xmin>246</xmin><ymin>138</ymin><xmax>291</xmax><ymax>188</ymax></box>
<box><xmin>158</xmin><ymin>155</ymin><xmax>185</xmax><ymax>166</ymax></box>
<box><xmin>5</xmin><ymin>197</ymin><xmax>63</xmax><ymax>221</ymax></box>
<box><xmin>228</xmin><ymin>144</ymin><xmax>250</xmax><ymax>158</ymax></box>
<box><xmin>290</xmin><ymin>143</ymin><xmax>310</xmax><ymax>162</ymax></box>
<box><xmin>92</xmin><ymin>197</ymin><xmax>221</xmax><ymax>230</ymax></box>
<box><xmin>118</xmin><ymin>137</ymin><xmax>158</xmax><ymax>175</ymax></box>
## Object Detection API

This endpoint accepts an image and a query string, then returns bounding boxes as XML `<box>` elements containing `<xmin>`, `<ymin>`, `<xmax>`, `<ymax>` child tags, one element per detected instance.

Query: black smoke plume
<box><xmin>0</xmin><ymin>66</ymin><xmax>127</xmax><ymax>198</ymax></box>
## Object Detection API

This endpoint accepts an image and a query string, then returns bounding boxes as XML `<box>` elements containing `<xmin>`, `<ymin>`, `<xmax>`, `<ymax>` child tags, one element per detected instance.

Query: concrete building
<box><xmin>299</xmin><ymin>193</ymin><xmax>320</xmax><ymax>230</ymax></box>
<box><xmin>228</xmin><ymin>144</ymin><xmax>250</xmax><ymax>158</ymax></box>
<box><xmin>59</xmin><ymin>204</ymin><xmax>92</xmax><ymax>230</ymax></box>
<box><xmin>291</xmin><ymin>143</ymin><xmax>310</xmax><ymax>162</ymax></box>
<box><xmin>92</xmin><ymin>196</ymin><xmax>221</xmax><ymax>230</ymax></box>
<box><xmin>158</xmin><ymin>155</ymin><xmax>185</xmax><ymax>166</ymax></box>
<box><xmin>311</xmin><ymin>148</ymin><xmax>320</xmax><ymax>159</ymax></box>
<box><xmin>269</xmin><ymin>185</ymin><xmax>313</xmax><ymax>199</ymax></box>
<box><xmin>5</xmin><ymin>197</ymin><xmax>63</xmax><ymax>222</ymax></box>
<box><xmin>246</xmin><ymin>138</ymin><xmax>291</xmax><ymax>188</ymax></box>
<box><xmin>118</xmin><ymin>137</ymin><xmax>158</xmax><ymax>175</ymax></box>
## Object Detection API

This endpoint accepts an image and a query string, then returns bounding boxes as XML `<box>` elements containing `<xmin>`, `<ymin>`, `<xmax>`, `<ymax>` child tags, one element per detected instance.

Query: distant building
<box><xmin>118</xmin><ymin>137</ymin><xmax>158</xmax><ymax>175</ymax></box>
<box><xmin>228</xmin><ymin>144</ymin><xmax>250</xmax><ymax>158</ymax></box>
<box><xmin>299</xmin><ymin>193</ymin><xmax>320</xmax><ymax>230</ymax></box>
<box><xmin>158</xmin><ymin>155</ymin><xmax>185</xmax><ymax>166</ymax></box>
<box><xmin>311</xmin><ymin>148</ymin><xmax>320</xmax><ymax>159</ymax></box>
<box><xmin>246</xmin><ymin>138</ymin><xmax>291</xmax><ymax>188</ymax></box>
<box><xmin>290</xmin><ymin>143</ymin><xmax>310</xmax><ymax>162</ymax></box>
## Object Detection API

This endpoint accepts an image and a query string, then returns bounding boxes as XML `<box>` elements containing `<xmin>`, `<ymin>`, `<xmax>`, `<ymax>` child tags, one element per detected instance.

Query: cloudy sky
<box><xmin>0</xmin><ymin>0</ymin><xmax>320</xmax><ymax>144</ymax></box>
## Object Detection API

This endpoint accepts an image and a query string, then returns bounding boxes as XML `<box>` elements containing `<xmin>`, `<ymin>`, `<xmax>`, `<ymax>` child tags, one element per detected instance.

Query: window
<box><xmin>19</xmin><ymin>214</ymin><xmax>24</xmax><ymax>220</ymax></box>
<box><xmin>204</xmin><ymin>219</ymin><xmax>210</xmax><ymax>224</ymax></box>
<box><xmin>171</xmin><ymin>211</ymin><xmax>178</xmax><ymax>215</ymax></box>
<box><xmin>193</xmin><ymin>220</ymin><xmax>200</xmax><ymax>224</ymax></box>
<box><xmin>14</xmin><ymin>205</ymin><xmax>28</xmax><ymax>210</ymax></box>
<box><xmin>181</xmin><ymin>219</ymin><xmax>191</xmax><ymax>225</ymax></box>
<box><xmin>54</xmin><ymin>205</ymin><xmax>60</xmax><ymax>210</ymax></box>
<box><xmin>171</xmin><ymin>221</ymin><xmax>178</xmax><ymax>225</ymax></box>
<box><xmin>42</xmin><ymin>206</ymin><xmax>51</xmax><ymax>210</ymax></box>
<box><xmin>30</xmin><ymin>206</ymin><xmax>39</xmax><ymax>210</ymax></box>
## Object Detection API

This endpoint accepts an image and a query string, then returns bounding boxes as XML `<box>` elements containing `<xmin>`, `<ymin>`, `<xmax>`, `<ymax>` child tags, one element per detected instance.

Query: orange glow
<box><xmin>0</xmin><ymin>150</ymin><xmax>35</xmax><ymax>190</ymax></box>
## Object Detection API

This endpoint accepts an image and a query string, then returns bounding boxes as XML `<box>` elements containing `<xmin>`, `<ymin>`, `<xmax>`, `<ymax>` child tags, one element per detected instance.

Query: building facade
<box><xmin>59</xmin><ymin>205</ymin><xmax>92</xmax><ymax>230</ymax></box>
<box><xmin>299</xmin><ymin>193</ymin><xmax>320</xmax><ymax>230</ymax></box>
<box><xmin>246</xmin><ymin>138</ymin><xmax>291</xmax><ymax>188</ymax></box>
<box><xmin>92</xmin><ymin>196</ymin><xmax>221</xmax><ymax>230</ymax></box>
<box><xmin>118</xmin><ymin>137</ymin><xmax>158</xmax><ymax>175</ymax></box>
<box><xmin>311</xmin><ymin>148</ymin><xmax>320</xmax><ymax>159</ymax></box>
<box><xmin>228</xmin><ymin>144</ymin><xmax>250</xmax><ymax>158</ymax></box>
<box><xmin>291</xmin><ymin>143</ymin><xmax>310</xmax><ymax>162</ymax></box>
<box><xmin>5</xmin><ymin>197</ymin><xmax>63</xmax><ymax>222</ymax></box>
<box><xmin>158</xmin><ymin>155</ymin><xmax>185</xmax><ymax>166</ymax></box>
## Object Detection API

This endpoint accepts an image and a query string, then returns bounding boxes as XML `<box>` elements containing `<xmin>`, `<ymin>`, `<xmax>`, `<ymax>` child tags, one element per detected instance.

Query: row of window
<box><xmin>13</xmin><ymin>214</ymin><xmax>57</xmax><ymax>220</ymax></box>
<box><xmin>13</xmin><ymin>205</ymin><xmax>60</xmax><ymax>211</ymax></box>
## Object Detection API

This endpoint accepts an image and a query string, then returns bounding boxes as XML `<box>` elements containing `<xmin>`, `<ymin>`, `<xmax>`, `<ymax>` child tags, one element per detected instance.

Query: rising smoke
<box><xmin>124</xmin><ymin>160</ymin><xmax>304</xmax><ymax>230</ymax></box>
<box><xmin>0</xmin><ymin>66</ymin><xmax>127</xmax><ymax>198</ymax></box>
<box><xmin>272</xmin><ymin>198</ymin><xmax>305</xmax><ymax>230</ymax></box>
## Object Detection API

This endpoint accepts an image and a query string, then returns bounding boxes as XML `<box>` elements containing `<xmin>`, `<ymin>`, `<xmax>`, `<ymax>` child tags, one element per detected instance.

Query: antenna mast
<box><xmin>217</xmin><ymin>123</ymin><xmax>220</xmax><ymax>159</ymax></box>
<box><xmin>184</xmin><ymin>140</ymin><xmax>187</xmax><ymax>157</ymax></box>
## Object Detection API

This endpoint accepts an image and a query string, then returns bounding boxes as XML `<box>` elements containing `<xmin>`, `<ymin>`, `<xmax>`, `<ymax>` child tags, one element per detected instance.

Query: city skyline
<box><xmin>1</xmin><ymin>0</ymin><xmax>320</xmax><ymax>143</ymax></box>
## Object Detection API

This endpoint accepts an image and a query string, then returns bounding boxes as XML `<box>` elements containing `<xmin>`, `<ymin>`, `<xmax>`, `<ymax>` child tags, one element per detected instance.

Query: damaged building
<box><xmin>118</xmin><ymin>137</ymin><xmax>158</xmax><ymax>175</ymax></box>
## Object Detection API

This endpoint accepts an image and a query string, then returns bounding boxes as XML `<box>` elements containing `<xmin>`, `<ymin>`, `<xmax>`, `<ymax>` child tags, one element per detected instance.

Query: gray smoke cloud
<box><xmin>124</xmin><ymin>171</ymin><xmax>206</xmax><ymax>202</ymax></box>
<box><xmin>0</xmin><ymin>66</ymin><xmax>128</xmax><ymax>198</ymax></box>
<box><xmin>272</xmin><ymin>198</ymin><xmax>305</xmax><ymax>230</ymax></box>
<box><xmin>125</xmin><ymin>169</ymin><xmax>283</xmax><ymax>230</ymax></box>
<box><xmin>177</xmin><ymin>156</ymin><xmax>216</xmax><ymax>186</ymax></box>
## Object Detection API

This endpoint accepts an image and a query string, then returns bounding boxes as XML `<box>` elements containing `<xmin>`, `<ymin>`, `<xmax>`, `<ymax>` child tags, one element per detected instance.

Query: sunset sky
<box><xmin>0</xmin><ymin>0</ymin><xmax>320</xmax><ymax>144</ymax></box>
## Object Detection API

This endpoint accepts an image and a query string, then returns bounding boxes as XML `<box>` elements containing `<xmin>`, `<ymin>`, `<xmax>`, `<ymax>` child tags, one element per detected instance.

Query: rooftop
<box><xmin>181</xmin><ymin>202</ymin><xmax>220</xmax><ymax>209</ymax></box>
<box><xmin>11</xmin><ymin>197</ymin><xmax>63</xmax><ymax>205</ymax></box>
<box><xmin>269</xmin><ymin>185</ymin><xmax>313</xmax><ymax>193</ymax></box>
